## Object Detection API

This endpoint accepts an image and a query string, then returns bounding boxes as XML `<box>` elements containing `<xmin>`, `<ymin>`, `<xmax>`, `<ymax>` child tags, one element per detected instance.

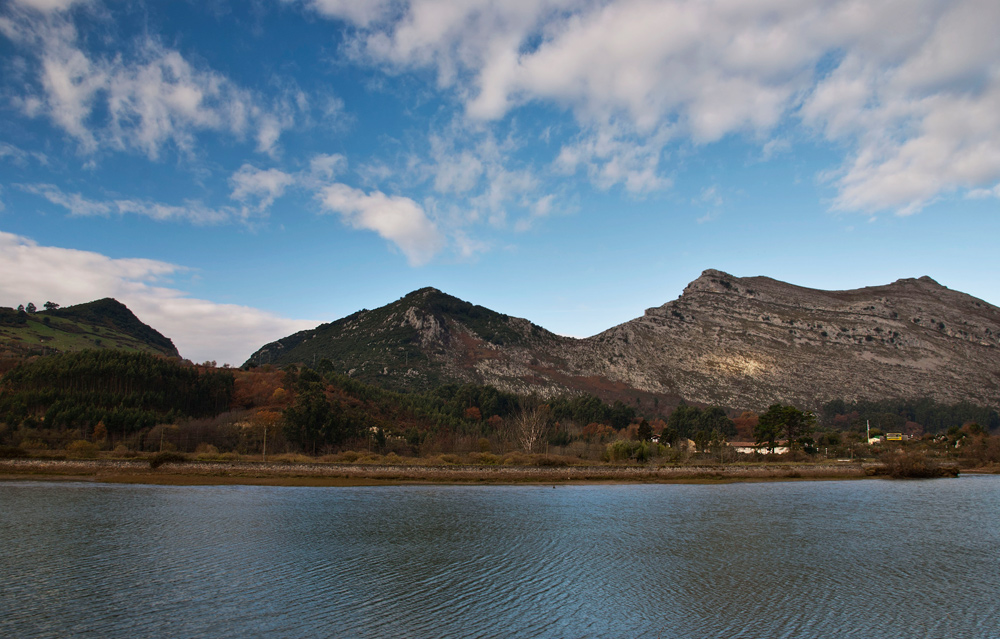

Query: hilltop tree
<box><xmin>25</xmin><ymin>302</ymin><xmax>36</xmax><ymax>313</ymax></box>
<box><xmin>43</xmin><ymin>301</ymin><xmax>60</xmax><ymax>311</ymax></box>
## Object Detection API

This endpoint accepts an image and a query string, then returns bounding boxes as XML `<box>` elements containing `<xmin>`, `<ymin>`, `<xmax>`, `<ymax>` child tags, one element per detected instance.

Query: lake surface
<box><xmin>2</xmin><ymin>476</ymin><xmax>998</xmax><ymax>638</ymax></box>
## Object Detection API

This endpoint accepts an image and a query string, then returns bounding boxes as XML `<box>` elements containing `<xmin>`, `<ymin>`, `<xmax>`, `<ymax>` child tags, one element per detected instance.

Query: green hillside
<box><xmin>0</xmin><ymin>299</ymin><xmax>178</xmax><ymax>360</ymax></box>
<box><xmin>244</xmin><ymin>288</ymin><xmax>555</xmax><ymax>391</ymax></box>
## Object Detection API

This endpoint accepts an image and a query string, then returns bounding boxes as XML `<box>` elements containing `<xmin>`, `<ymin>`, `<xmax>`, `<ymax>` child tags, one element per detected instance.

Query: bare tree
<box><xmin>513</xmin><ymin>405</ymin><xmax>549</xmax><ymax>453</ymax></box>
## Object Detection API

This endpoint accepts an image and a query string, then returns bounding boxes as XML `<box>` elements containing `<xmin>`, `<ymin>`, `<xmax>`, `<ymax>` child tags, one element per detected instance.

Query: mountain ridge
<box><xmin>245</xmin><ymin>270</ymin><xmax>1000</xmax><ymax>410</ymax></box>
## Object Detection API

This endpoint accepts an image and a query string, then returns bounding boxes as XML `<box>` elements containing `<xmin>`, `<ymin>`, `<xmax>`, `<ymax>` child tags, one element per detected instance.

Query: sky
<box><xmin>1</xmin><ymin>0</ymin><xmax>999</xmax><ymax>365</ymax></box>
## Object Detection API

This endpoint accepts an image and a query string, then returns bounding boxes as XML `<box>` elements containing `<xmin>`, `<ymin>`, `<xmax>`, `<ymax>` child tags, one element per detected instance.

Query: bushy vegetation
<box><xmin>149</xmin><ymin>451</ymin><xmax>188</xmax><ymax>469</ymax></box>
<box><xmin>872</xmin><ymin>449</ymin><xmax>958</xmax><ymax>478</ymax></box>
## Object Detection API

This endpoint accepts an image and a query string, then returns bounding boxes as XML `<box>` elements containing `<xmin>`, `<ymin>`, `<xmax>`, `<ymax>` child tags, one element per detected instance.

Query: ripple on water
<box><xmin>1</xmin><ymin>478</ymin><xmax>999</xmax><ymax>638</ymax></box>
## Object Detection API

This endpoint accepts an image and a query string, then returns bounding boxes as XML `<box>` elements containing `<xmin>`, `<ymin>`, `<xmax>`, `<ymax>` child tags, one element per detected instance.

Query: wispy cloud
<box><xmin>0</xmin><ymin>230</ymin><xmax>315</xmax><ymax>364</ymax></box>
<box><xmin>0</xmin><ymin>141</ymin><xmax>49</xmax><ymax>165</ymax></box>
<box><xmin>19</xmin><ymin>183</ymin><xmax>235</xmax><ymax>225</ymax></box>
<box><xmin>9</xmin><ymin>0</ymin><xmax>88</xmax><ymax>12</ymax></box>
<box><xmin>3</xmin><ymin>7</ymin><xmax>301</xmax><ymax>160</ymax></box>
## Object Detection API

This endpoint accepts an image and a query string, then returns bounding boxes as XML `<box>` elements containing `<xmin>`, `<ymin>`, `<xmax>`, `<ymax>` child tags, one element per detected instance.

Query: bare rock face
<box><xmin>246</xmin><ymin>272</ymin><xmax>1000</xmax><ymax>411</ymax></box>
<box><xmin>564</xmin><ymin>270</ymin><xmax>1000</xmax><ymax>409</ymax></box>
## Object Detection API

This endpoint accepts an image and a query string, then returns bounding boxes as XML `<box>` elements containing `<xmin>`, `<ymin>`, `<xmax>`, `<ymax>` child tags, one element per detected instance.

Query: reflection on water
<box><xmin>2</xmin><ymin>477</ymin><xmax>998</xmax><ymax>638</ymax></box>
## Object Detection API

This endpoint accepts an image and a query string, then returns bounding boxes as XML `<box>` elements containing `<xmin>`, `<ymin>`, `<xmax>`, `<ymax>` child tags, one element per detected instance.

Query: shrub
<box><xmin>149</xmin><ymin>451</ymin><xmax>187</xmax><ymax>469</ymax></box>
<box><xmin>533</xmin><ymin>454</ymin><xmax>570</xmax><ymax>467</ymax></box>
<box><xmin>66</xmin><ymin>440</ymin><xmax>99</xmax><ymax>459</ymax></box>
<box><xmin>194</xmin><ymin>443</ymin><xmax>219</xmax><ymax>456</ymax></box>
<box><xmin>468</xmin><ymin>452</ymin><xmax>502</xmax><ymax>465</ymax></box>
<box><xmin>502</xmin><ymin>452</ymin><xmax>532</xmax><ymax>466</ymax></box>
<box><xmin>604</xmin><ymin>439</ymin><xmax>651</xmax><ymax>462</ymax></box>
<box><xmin>0</xmin><ymin>445</ymin><xmax>29</xmax><ymax>459</ymax></box>
<box><xmin>875</xmin><ymin>449</ymin><xmax>958</xmax><ymax>478</ymax></box>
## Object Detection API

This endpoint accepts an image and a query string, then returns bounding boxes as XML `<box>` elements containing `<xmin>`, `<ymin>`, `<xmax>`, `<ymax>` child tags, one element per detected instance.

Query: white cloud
<box><xmin>317</xmin><ymin>183</ymin><xmax>445</xmax><ymax>266</ymax></box>
<box><xmin>694</xmin><ymin>185</ymin><xmax>723</xmax><ymax>224</ymax></box>
<box><xmin>230</xmin><ymin>164</ymin><xmax>296</xmax><ymax>214</ymax></box>
<box><xmin>0</xmin><ymin>230</ymin><xmax>315</xmax><ymax>365</ymax></box>
<box><xmin>285</xmin><ymin>0</ymin><xmax>394</xmax><ymax>26</ymax></box>
<box><xmin>10</xmin><ymin>0</ymin><xmax>87</xmax><ymax>12</ymax></box>
<box><xmin>4</xmin><ymin>10</ymin><xmax>298</xmax><ymax>160</ymax></box>
<box><xmin>555</xmin><ymin>121</ymin><xmax>672</xmax><ymax>193</ymax></box>
<box><xmin>0</xmin><ymin>141</ymin><xmax>48</xmax><ymax>165</ymax></box>
<box><xmin>307</xmin><ymin>153</ymin><xmax>347</xmax><ymax>183</ymax></box>
<box><xmin>966</xmin><ymin>184</ymin><xmax>1000</xmax><ymax>200</ymax></box>
<box><xmin>307</xmin><ymin>0</ymin><xmax>1000</xmax><ymax>214</ymax></box>
<box><xmin>20</xmin><ymin>183</ymin><xmax>234</xmax><ymax>225</ymax></box>
<box><xmin>423</xmin><ymin>123</ymin><xmax>545</xmax><ymax>229</ymax></box>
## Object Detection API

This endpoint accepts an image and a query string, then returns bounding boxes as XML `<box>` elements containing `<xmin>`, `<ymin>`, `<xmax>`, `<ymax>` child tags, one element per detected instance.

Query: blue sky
<box><xmin>1</xmin><ymin>0</ymin><xmax>999</xmax><ymax>365</ymax></box>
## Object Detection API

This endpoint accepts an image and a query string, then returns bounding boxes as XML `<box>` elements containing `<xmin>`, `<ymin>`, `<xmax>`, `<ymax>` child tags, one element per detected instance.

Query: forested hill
<box><xmin>0</xmin><ymin>298</ymin><xmax>178</xmax><ymax>360</ymax></box>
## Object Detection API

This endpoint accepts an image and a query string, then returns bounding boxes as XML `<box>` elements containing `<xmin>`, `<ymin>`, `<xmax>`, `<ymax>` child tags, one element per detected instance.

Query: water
<box><xmin>2</xmin><ymin>477</ymin><xmax>998</xmax><ymax>638</ymax></box>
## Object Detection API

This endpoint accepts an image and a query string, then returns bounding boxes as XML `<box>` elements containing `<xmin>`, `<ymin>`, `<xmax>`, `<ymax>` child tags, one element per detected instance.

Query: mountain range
<box><xmin>245</xmin><ymin>269</ymin><xmax>1000</xmax><ymax>411</ymax></box>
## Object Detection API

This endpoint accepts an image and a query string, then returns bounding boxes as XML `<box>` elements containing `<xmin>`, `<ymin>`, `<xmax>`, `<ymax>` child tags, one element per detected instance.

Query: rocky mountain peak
<box><xmin>683</xmin><ymin>269</ymin><xmax>742</xmax><ymax>295</ymax></box>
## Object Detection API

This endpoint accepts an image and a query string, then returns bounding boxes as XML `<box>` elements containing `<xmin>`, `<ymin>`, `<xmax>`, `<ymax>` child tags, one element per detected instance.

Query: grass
<box><xmin>0</xmin><ymin>314</ymin><xmax>167</xmax><ymax>357</ymax></box>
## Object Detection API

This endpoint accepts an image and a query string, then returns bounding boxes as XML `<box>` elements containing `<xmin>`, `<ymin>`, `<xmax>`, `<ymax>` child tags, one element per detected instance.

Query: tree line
<box><xmin>0</xmin><ymin>350</ymin><xmax>233</xmax><ymax>441</ymax></box>
<box><xmin>2</xmin><ymin>349</ymin><xmax>997</xmax><ymax>459</ymax></box>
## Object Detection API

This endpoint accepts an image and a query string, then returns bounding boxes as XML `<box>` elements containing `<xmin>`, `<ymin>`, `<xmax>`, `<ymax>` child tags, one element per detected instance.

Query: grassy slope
<box><xmin>0</xmin><ymin>301</ymin><xmax>177</xmax><ymax>359</ymax></box>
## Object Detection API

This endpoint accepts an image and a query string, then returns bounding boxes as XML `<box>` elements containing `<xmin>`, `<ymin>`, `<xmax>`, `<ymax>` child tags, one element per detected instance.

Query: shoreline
<box><xmin>0</xmin><ymin>458</ymin><xmax>901</xmax><ymax>487</ymax></box>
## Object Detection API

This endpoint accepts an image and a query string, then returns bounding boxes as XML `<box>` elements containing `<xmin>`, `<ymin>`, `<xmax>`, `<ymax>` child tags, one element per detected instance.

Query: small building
<box><xmin>729</xmin><ymin>441</ymin><xmax>789</xmax><ymax>455</ymax></box>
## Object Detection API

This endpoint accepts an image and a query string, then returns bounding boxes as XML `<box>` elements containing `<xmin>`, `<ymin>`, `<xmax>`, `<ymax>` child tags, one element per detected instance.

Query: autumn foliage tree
<box><xmin>733</xmin><ymin>411</ymin><xmax>759</xmax><ymax>440</ymax></box>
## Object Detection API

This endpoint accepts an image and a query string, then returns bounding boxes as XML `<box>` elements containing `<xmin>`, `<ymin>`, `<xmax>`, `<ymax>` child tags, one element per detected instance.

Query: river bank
<box><xmin>0</xmin><ymin>457</ymin><xmax>898</xmax><ymax>486</ymax></box>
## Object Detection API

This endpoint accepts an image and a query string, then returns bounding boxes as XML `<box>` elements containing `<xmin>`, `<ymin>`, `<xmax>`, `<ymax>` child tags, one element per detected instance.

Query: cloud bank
<box><xmin>303</xmin><ymin>0</ymin><xmax>1000</xmax><ymax>214</ymax></box>
<box><xmin>0</xmin><ymin>231</ymin><xmax>315</xmax><ymax>365</ymax></box>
